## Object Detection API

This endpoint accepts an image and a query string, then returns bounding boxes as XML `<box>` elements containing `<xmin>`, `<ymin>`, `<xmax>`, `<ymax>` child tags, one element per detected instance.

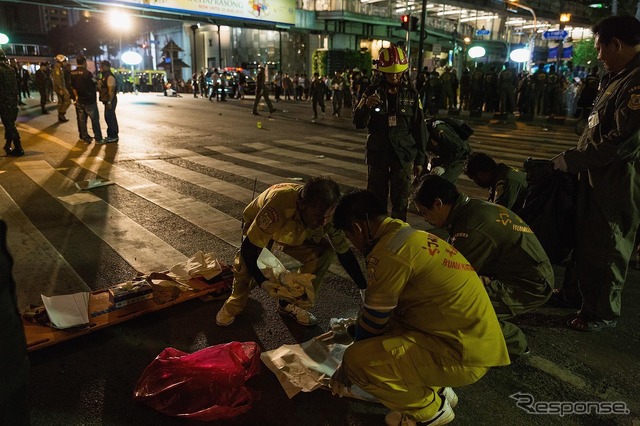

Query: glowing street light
<box><xmin>109</xmin><ymin>10</ymin><xmax>132</xmax><ymax>31</ymax></box>
<box><xmin>109</xmin><ymin>10</ymin><xmax>132</xmax><ymax>68</ymax></box>
<box><xmin>468</xmin><ymin>46</ymin><xmax>486</xmax><ymax>59</ymax></box>
<box><xmin>0</xmin><ymin>33</ymin><xmax>9</xmax><ymax>46</ymax></box>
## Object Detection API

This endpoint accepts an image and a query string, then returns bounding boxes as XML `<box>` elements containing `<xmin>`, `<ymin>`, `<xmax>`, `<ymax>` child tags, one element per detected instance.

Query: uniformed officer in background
<box><xmin>533</xmin><ymin>63</ymin><xmax>547</xmax><ymax>116</ymax></box>
<box><xmin>329</xmin><ymin>190</ymin><xmax>509</xmax><ymax>426</ymax></box>
<box><xmin>552</xmin><ymin>15</ymin><xmax>640</xmax><ymax>332</ymax></box>
<box><xmin>0</xmin><ymin>49</ymin><xmax>24</xmax><ymax>157</ymax></box>
<box><xmin>353</xmin><ymin>44</ymin><xmax>426</xmax><ymax>222</ymax></box>
<box><xmin>35</xmin><ymin>62</ymin><xmax>50</xmax><ymax>115</ymax></box>
<box><xmin>52</xmin><ymin>54</ymin><xmax>71</xmax><ymax>123</ymax></box>
<box><xmin>574</xmin><ymin>66</ymin><xmax>599</xmax><ymax>119</ymax></box>
<box><xmin>464</xmin><ymin>152</ymin><xmax>527</xmax><ymax>210</ymax></box>
<box><xmin>469</xmin><ymin>63</ymin><xmax>485</xmax><ymax>112</ymax></box>
<box><xmin>215</xmin><ymin>177</ymin><xmax>366</xmax><ymax>327</ymax></box>
<box><xmin>498</xmin><ymin>62</ymin><xmax>517</xmax><ymax>115</ymax></box>
<box><xmin>545</xmin><ymin>64</ymin><xmax>561</xmax><ymax>116</ymax></box>
<box><xmin>413</xmin><ymin>175</ymin><xmax>554</xmax><ymax>357</ymax></box>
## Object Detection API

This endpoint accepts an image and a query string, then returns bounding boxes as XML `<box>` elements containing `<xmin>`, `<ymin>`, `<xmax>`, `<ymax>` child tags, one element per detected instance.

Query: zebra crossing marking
<box><xmin>71</xmin><ymin>156</ymin><xmax>242</xmax><ymax>248</ymax></box>
<box><xmin>207</xmin><ymin>145</ymin><xmax>366</xmax><ymax>188</ymax></box>
<box><xmin>136</xmin><ymin>159</ymin><xmax>256</xmax><ymax>204</ymax></box>
<box><xmin>0</xmin><ymin>185</ymin><xmax>90</xmax><ymax>305</ymax></box>
<box><xmin>15</xmin><ymin>160</ymin><xmax>187</xmax><ymax>273</ymax></box>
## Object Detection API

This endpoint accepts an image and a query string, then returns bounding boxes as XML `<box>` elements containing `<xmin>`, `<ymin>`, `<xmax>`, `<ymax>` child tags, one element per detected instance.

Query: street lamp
<box><xmin>506</xmin><ymin>0</ymin><xmax>537</xmax><ymax>71</ymax></box>
<box><xmin>0</xmin><ymin>33</ymin><xmax>9</xmax><ymax>47</ymax></box>
<box><xmin>190</xmin><ymin>23</ymin><xmax>200</xmax><ymax>73</ymax></box>
<box><xmin>121</xmin><ymin>50</ymin><xmax>142</xmax><ymax>93</ymax></box>
<box><xmin>109</xmin><ymin>10</ymin><xmax>132</xmax><ymax>68</ymax></box>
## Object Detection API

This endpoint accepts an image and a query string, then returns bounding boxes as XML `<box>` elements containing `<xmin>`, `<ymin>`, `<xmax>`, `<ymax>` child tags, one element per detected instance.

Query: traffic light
<box><xmin>400</xmin><ymin>15</ymin><xmax>419</xmax><ymax>31</ymax></box>
<box><xmin>400</xmin><ymin>15</ymin><xmax>410</xmax><ymax>30</ymax></box>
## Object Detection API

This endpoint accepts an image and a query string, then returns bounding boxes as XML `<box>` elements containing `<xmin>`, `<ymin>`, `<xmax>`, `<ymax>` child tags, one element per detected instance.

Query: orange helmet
<box><xmin>377</xmin><ymin>45</ymin><xmax>408</xmax><ymax>74</ymax></box>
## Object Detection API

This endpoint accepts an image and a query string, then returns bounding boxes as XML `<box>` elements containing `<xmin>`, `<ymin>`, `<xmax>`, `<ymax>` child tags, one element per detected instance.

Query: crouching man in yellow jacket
<box><xmin>330</xmin><ymin>190</ymin><xmax>509</xmax><ymax>426</ymax></box>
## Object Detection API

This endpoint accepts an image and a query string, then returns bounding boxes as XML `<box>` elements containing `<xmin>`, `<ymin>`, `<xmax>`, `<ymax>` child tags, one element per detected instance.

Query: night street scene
<box><xmin>1</xmin><ymin>1</ymin><xmax>639</xmax><ymax>425</ymax></box>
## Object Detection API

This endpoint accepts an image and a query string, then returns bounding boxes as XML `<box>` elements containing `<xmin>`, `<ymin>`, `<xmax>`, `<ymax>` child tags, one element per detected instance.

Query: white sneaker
<box><xmin>384</xmin><ymin>399</ymin><xmax>454</xmax><ymax>426</ymax></box>
<box><xmin>215</xmin><ymin>304</ymin><xmax>235</xmax><ymax>326</ymax></box>
<box><xmin>439</xmin><ymin>387</ymin><xmax>458</xmax><ymax>409</ymax></box>
<box><xmin>277</xmin><ymin>302</ymin><xmax>317</xmax><ymax>326</ymax></box>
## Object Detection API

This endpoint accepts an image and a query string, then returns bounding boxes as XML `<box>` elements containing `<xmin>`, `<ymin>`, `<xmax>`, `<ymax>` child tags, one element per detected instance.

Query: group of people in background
<box><xmin>416</xmin><ymin>60</ymin><xmax>601</xmax><ymax>118</ymax></box>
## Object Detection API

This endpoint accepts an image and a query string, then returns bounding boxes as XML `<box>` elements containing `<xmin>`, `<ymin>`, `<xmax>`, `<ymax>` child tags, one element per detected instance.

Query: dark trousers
<box><xmin>0</xmin><ymin>105</ymin><xmax>20</xmax><ymax>143</ymax></box>
<box><xmin>367</xmin><ymin>155</ymin><xmax>412</xmax><ymax>221</ymax></box>
<box><xmin>104</xmin><ymin>97</ymin><xmax>119</xmax><ymax>138</ymax></box>
<box><xmin>38</xmin><ymin>87</ymin><xmax>47</xmax><ymax>108</ymax></box>
<box><xmin>75</xmin><ymin>102</ymin><xmax>103</xmax><ymax>141</ymax></box>
<box><xmin>253</xmin><ymin>88</ymin><xmax>274</xmax><ymax>113</ymax></box>
<box><xmin>312</xmin><ymin>96</ymin><xmax>325</xmax><ymax>117</ymax></box>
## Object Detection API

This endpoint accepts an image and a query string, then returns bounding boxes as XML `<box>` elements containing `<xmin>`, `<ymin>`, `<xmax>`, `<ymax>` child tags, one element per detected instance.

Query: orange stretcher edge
<box><xmin>23</xmin><ymin>275</ymin><xmax>232</xmax><ymax>352</ymax></box>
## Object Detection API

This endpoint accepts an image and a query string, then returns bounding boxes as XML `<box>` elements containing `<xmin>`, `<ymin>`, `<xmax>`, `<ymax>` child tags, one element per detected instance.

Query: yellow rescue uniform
<box><xmin>223</xmin><ymin>183</ymin><xmax>350</xmax><ymax>316</ymax></box>
<box><xmin>342</xmin><ymin>218</ymin><xmax>509</xmax><ymax>421</ymax></box>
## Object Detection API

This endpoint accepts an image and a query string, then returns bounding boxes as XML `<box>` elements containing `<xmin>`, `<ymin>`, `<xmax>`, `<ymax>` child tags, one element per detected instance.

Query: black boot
<box><xmin>42</xmin><ymin>106</ymin><xmax>49</xmax><ymax>114</ymax></box>
<box><xmin>9</xmin><ymin>140</ymin><xmax>24</xmax><ymax>157</ymax></box>
<box><xmin>3</xmin><ymin>141</ymin><xmax>12</xmax><ymax>156</ymax></box>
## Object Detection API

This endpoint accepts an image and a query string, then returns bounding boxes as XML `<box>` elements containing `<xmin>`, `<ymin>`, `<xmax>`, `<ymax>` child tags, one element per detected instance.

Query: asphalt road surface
<box><xmin>2</xmin><ymin>92</ymin><xmax>639</xmax><ymax>426</ymax></box>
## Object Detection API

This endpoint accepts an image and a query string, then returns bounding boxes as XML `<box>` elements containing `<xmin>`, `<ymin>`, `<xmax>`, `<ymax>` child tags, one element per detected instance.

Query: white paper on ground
<box><xmin>75</xmin><ymin>179</ymin><xmax>115</xmax><ymax>190</ymax></box>
<box><xmin>41</xmin><ymin>292</ymin><xmax>90</xmax><ymax>329</ymax></box>
<box><xmin>57</xmin><ymin>193</ymin><xmax>102</xmax><ymax>205</ymax></box>
<box><xmin>260</xmin><ymin>324</ymin><xmax>377</xmax><ymax>402</ymax></box>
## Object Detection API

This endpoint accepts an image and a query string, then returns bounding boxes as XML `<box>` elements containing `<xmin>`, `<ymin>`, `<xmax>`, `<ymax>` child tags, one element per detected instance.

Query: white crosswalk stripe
<box><xmin>15</xmin><ymin>160</ymin><xmax>188</xmax><ymax>275</ymax></box>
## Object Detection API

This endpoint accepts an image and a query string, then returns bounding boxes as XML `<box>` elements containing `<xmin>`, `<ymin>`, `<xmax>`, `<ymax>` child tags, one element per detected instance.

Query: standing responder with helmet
<box><xmin>353</xmin><ymin>44</ymin><xmax>426</xmax><ymax>221</ymax></box>
<box><xmin>52</xmin><ymin>54</ymin><xmax>71</xmax><ymax>123</ymax></box>
<box><xmin>0</xmin><ymin>49</ymin><xmax>24</xmax><ymax>157</ymax></box>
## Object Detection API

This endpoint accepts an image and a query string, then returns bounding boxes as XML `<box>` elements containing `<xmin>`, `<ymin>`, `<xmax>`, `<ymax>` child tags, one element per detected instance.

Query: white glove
<box><xmin>430</xmin><ymin>166</ymin><xmax>445</xmax><ymax>176</ymax></box>
<box><xmin>329</xmin><ymin>364</ymin><xmax>353</xmax><ymax>398</ymax></box>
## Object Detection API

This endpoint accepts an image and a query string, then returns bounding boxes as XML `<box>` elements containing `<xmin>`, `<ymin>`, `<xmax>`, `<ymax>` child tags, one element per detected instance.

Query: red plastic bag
<box><xmin>133</xmin><ymin>341</ymin><xmax>261</xmax><ymax>421</ymax></box>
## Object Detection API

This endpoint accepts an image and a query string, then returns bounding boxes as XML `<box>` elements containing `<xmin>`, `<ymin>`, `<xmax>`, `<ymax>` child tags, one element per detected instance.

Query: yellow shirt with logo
<box><xmin>244</xmin><ymin>183</ymin><xmax>349</xmax><ymax>253</ymax></box>
<box><xmin>365</xmin><ymin>218</ymin><xmax>510</xmax><ymax>367</ymax></box>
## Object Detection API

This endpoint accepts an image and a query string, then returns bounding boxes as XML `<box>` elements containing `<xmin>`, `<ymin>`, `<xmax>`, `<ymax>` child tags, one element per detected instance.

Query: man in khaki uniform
<box><xmin>52</xmin><ymin>54</ymin><xmax>71</xmax><ymax>123</ymax></box>
<box><xmin>330</xmin><ymin>190</ymin><xmax>509</xmax><ymax>426</ymax></box>
<box><xmin>414</xmin><ymin>175</ymin><xmax>554</xmax><ymax>357</ymax></box>
<box><xmin>464</xmin><ymin>152</ymin><xmax>527</xmax><ymax>210</ymax></box>
<box><xmin>216</xmin><ymin>177</ymin><xmax>366</xmax><ymax>327</ymax></box>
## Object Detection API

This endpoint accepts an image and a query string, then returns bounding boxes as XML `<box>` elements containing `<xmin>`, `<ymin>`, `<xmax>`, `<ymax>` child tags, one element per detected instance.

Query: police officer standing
<box><xmin>545</xmin><ymin>64</ymin><xmax>560</xmax><ymax>116</ymax></box>
<box><xmin>35</xmin><ymin>62</ymin><xmax>50</xmax><ymax>115</ymax></box>
<box><xmin>459</xmin><ymin>67</ymin><xmax>471</xmax><ymax>110</ymax></box>
<box><xmin>533</xmin><ymin>63</ymin><xmax>547</xmax><ymax>115</ymax></box>
<box><xmin>470</xmin><ymin>63</ymin><xmax>485</xmax><ymax>112</ymax></box>
<box><xmin>98</xmin><ymin>60</ymin><xmax>119</xmax><ymax>143</ymax></box>
<box><xmin>52</xmin><ymin>54</ymin><xmax>71</xmax><ymax>123</ymax></box>
<box><xmin>552</xmin><ymin>16</ymin><xmax>640</xmax><ymax>332</ymax></box>
<box><xmin>70</xmin><ymin>55</ymin><xmax>103</xmax><ymax>144</ymax></box>
<box><xmin>498</xmin><ymin>62</ymin><xmax>517</xmax><ymax>114</ymax></box>
<box><xmin>574</xmin><ymin>66</ymin><xmax>599</xmax><ymax>119</ymax></box>
<box><xmin>483</xmin><ymin>66</ymin><xmax>499</xmax><ymax>112</ymax></box>
<box><xmin>353</xmin><ymin>44</ymin><xmax>426</xmax><ymax>221</ymax></box>
<box><xmin>0</xmin><ymin>49</ymin><xmax>24</xmax><ymax>157</ymax></box>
